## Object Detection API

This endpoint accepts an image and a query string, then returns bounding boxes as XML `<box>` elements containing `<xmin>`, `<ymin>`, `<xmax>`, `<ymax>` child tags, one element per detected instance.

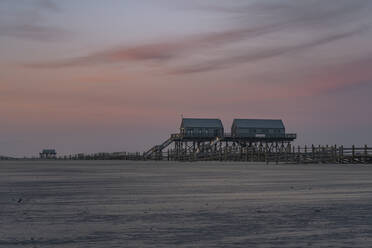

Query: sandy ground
<box><xmin>0</xmin><ymin>161</ymin><xmax>372</xmax><ymax>247</ymax></box>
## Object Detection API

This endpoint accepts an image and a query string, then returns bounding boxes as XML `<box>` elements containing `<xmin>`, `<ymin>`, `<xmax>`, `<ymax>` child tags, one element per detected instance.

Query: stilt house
<box><xmin>180</xmin><ymin>118</ymin><xmax>224</xmax><ymax>138</ymax></box>
<box><xmin>40</xmin><ymin>149</ymin><xmax>57</xmax><ymax>159</ymax></box>
<box><xmin>231</xmin><ymin>119</ymin><xmax>285</xmax><ymax>138</ymax></box>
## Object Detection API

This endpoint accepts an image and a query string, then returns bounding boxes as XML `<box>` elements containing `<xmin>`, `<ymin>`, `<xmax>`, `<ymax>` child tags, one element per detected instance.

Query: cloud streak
<box><xmin>0</xmin><ymin>24</ymin><xmax>71</xmax><ymax>42</ymax></box>
<box><xmin>27</xmin><ymin>26</ymin><xmax>297</xmax><ymax>68</ymax></box>
<box><xmin>26</xmin><ymin>0</ymin><xmax>372</xmax><ymax>70</ymax></box>
<box><xmin>205</xmin><ymin>0</ymin><xmax>370</xmax><ymax>24</ymax></box>
<box><xmin>0</xmin><ymin>0</ymin><xmax>70</xmax><ymax>42</ymax></box>
<box><xmin>36</xmin><ymin>0</ymin><xmax>60</xmax><ymax>12</ymax></box>
<box><xmin>173</xmin><ymin>26</ymin><xmax>370</xmax><ymax>74</ymax></box>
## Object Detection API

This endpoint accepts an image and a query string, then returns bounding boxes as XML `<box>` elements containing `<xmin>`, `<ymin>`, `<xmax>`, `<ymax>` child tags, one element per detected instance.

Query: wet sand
<box><xmin>1</xmin><ymin>161</ymin><xmax>372</xmax><ymax>247</ymax></box>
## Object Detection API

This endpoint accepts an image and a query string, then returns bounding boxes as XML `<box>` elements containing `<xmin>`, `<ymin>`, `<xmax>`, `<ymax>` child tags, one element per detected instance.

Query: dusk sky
<box><xmin>1</xmin><ymin>0</ymin><xmax>372</xmax><ymax>157</ymax></box>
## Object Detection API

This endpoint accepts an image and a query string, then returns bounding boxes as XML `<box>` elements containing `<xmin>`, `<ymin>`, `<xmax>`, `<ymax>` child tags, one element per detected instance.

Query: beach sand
<box><xmin>1</xmin><ymin>160</ymin><xmax>372</xmax><ymax>247</ymax></box>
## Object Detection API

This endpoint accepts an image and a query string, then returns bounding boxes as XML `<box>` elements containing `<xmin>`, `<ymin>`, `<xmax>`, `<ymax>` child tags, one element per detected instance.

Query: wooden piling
<box><xmin>311</xmin><ymin>144</ymin><xmax>315</xmax><ymax>163</ymax></box>
<box><xmin>151</xmin><ymin>138</ymin><xmax>371</xmax><ymax>164</ymax></box>
<box><xmin>364</xmin><ymin>145</ymin><xmax>368</xmax><ymax>164</ymax></box>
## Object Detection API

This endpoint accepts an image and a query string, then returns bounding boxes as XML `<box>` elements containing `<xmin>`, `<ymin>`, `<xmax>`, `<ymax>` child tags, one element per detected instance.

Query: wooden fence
<box><xmin>24</xmin><ymin>145</ymin><xmax>371</xmax><ymax>164</ymax></box>
<box><xmin>162</xmin><ymin>145</ymin><xmax>372</xmax><ymax>164</ymax></box>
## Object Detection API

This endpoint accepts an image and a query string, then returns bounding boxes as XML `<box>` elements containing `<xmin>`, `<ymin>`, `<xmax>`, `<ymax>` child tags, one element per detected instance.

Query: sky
<box><xmin>1</xmin><ymin>0</ymin><xmax>372</xmax><ymax>157</ymax></box>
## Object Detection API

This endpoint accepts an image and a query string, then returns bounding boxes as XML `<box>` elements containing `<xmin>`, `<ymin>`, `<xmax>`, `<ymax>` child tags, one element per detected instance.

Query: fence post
<box><xmin>333</xmin><ymin>145</ymin><xmax>338</xmax><ymax>164</ymax></box>
<box><xmin>276</xmin><ymin>144</ymin><xmax>279</xmax><ymax>165</ymax></box>
<box><xmin>251</xmin><ymin>147</ymin><xmax>254</xmax><ymax>162</ymax></box>
<box><xmin>285</xmin><ymin>143</ymin><xmax>289</xmax><ymax>163</ymax></box>
<box><xmin>322</xmin><ymin>146</ymin><xmax>326</xmax><ymax>163</ymax></box>
<box><xmin>312</xmin><ymin>144</ymin><xmax>315</xmax><ymax>163</ymax></box>
<box><xmin>365</xmin><ymin>145</ymin><xmax>368</xmax><ymax>164</ymax></box>
<box><xmin>318</xmin><ymin>145</ymin><xmax>321</xmax><ymax>163</ymax></box>
<box><xmin>239</xmin><ymin>146</ymin><xmax>244</xmax><ymax>161</ymax></box>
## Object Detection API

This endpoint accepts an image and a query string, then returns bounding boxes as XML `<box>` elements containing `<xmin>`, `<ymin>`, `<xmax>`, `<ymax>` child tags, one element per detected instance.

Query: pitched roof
<box><xmin>233</xmin><ymin>119</ymin><xmax>285</xmax><ymax>129</ymax></box>
<box><xmin>181</xmin><ymin>118</ymin><xmax>223</xmax><ymax>128</ymax></box>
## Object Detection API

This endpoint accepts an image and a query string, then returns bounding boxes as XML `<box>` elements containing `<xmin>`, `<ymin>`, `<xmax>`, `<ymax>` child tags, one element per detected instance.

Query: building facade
<box><xmin>231</xmin><ymin>119</ymin><xmax>285</xmax><ymax>138</ymax></box>
<box><xmin>180</xmin><ymin>118</ymin><xmax>224</xmax><ymax>138</ymax></box>
<box><xmin>40</xmin><ymin>149</ymin><xmax>57</xmax><ymax>159</ymax></box>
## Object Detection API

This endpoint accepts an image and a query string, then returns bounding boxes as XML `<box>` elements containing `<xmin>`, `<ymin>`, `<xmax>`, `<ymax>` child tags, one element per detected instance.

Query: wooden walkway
<box><xmin>28</xmin><ymin>145</ymin><xmax>372</xmax><ymax>164</ymax></box>
<box><xmin>161</xmin><ymin>145</ymin><xmax>372</xmax><ymax>164</ymax></box>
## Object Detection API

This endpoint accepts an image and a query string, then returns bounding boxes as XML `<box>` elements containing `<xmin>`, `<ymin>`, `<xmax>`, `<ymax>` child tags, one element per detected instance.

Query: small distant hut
<box><xmin>231</xmin><ymin>119</ymin><xmax>285</xmax><ymax>138</ymax></box>
<box><xmin>40</xmin><ymin>149</ymin><xmax>57</xmax><ymax>159</ymax></box>
<box><xmin>180</xmin><ymin>118</ymin><xmax>224</xmax><ymax>138</ymax></box>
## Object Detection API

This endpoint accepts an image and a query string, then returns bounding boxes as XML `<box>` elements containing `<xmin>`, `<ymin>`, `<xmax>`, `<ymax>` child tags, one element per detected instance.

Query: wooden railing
<box><xmin>163</xmin><ymin>145</ymin><xmax>372</xmax><ymax>164</ymax></box>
